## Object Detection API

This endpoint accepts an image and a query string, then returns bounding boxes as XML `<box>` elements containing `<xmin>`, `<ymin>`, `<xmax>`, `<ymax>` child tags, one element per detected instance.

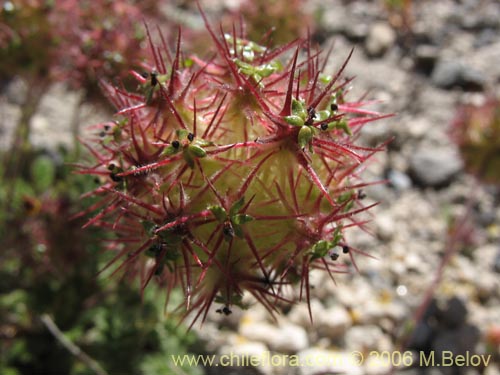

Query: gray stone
<box><xmin>409</xmin><ymin>147</ymin><xmax>463</xmax><ymax>188</ymax></box>
<box><xmin>414</xmin><ymin>45</ymin><xmax>439</xmax><ymax>75</ymax></box>
<box><xmin>432</xmin><ymin>324</ymin><xmax>481</xmax><ymax>357</ymax></box>
<box><xmin>5</xmin><ymin>76</ymin><xmax>28</xmax><ymax>105</ymax></box>
<box><xmin>437</xmin><ymin>296</ymin><xmax>468</xmax><ymax>328</ymax></box>
<box><xmin>431</xmin><ymin>60</ymin><xmax>485</xmax><ymax>91</ymax></box>
<box><xmin>345</xmin><ymin>22</ymin><xmax>369</xmax><ymax>42</ymax></box>
<box><xmin>388</xmin><ymin>169</ymin><xmax>412</xmax><ymax>191</ymax></box>
<box><xmin>495</xmin><ymin>248</ymin><xmax>500</xmax><ymax>273</ymax></box>
<box><xmin>365</xmin><ymin>22</ymin><xmax>396</xmax><ymax>57</ymax></box>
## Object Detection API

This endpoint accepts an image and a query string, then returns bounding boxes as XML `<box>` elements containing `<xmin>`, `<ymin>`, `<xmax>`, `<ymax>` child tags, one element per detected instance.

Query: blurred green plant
<box><xmin>0</xmin><ymin>147</ymin><xmax>202</xmax><ymax>375</ymax></box>
<box><xmin>450</xmin><ymin>96</ymin><xmax>500</xmax><ymax>185</ymax></box>
<box><xmin>225</xmin><ymin>0</ymin><xmax>311</xmax><ymax>46</ymax></box>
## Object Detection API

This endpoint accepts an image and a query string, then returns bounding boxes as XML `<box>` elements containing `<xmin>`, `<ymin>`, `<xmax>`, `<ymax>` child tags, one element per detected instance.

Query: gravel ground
<box><xmin>1</xmin><ymin>1</ymin><xmax>499</xmax><ymax>374</ymax></box>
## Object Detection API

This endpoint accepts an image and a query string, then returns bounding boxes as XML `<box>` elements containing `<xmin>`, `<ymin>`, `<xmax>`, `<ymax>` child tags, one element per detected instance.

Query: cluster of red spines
<box><xmin>77</xmin><ymin>12</ymin><xmax>389</xmax><ymax>327</ymax></box>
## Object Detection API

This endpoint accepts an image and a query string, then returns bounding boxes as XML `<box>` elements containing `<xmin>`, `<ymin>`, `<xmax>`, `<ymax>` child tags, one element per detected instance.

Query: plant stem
<box><xmin>40</xmin><ymin>314</ymin><xmax>109</xmax><ymax>375</ymax></box>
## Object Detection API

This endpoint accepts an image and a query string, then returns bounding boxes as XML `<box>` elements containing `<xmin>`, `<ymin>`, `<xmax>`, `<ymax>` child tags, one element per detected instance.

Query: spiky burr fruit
<box><xmin>77</xmin><ymin>14</ymin><xmax>389</xmax><ymax>327</ymax></box>
<box><xmin>450</xmin><ymin>96</ymin><xmax>500</xmax><ymax>185</ymax></box>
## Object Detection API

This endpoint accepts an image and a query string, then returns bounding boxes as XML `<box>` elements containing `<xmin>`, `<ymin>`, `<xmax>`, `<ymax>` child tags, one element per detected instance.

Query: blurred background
<box><xmin>1</xmin><ymin>1</ymin><xmax>499</xmax><ymax>374</ymax></box>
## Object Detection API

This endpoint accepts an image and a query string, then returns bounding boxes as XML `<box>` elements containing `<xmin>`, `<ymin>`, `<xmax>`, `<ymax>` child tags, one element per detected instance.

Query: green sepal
<box><xmin>161</xmin><ymin>144</ymin><xmax>180</xmax><ymax>157</ymax></box>
<box><xmin>112</xmin><ymin>120</ymin><xmax>125</xmax><ymax>142</ymax></box>
<box><xmin>298</xmin><ymin>125</ymin><xmax>313</xmax><ymax>149</ymax></box>
<box><xmin>344</xmin><ymin>200</ymin><xmax>354</xmax><ymax>212</ymax></box>
<box><xmin>141</xmin><ymin>220</ymin><xmax>158</xmax><ymax>237</ymax></box>
<box><xmin>242</xmin><ymin>47</ymin><xmax>255</xmax><ymax>62</ymax></box>
<box><xmin>284</xmin><ymin>115</ymin><xmax>305</xmax><ymax>127</ymax></box>
<box><xmin>319</xmin><ymin>74</ymin><xmax>332</xmax><ymax>84</ymax></box>
<box><xmin>176</xmin><ymin>129</ymin><xmax>189</xmax><ymax>140</ymax></box>
<box><xmin>310</xmin><ymin>226</ymin><xmax>343</xmax><ymax>261</ymax></box>
<box><xmin>310</xmin><ymin>240</ymin><xmax>329</xmax><ymax>260</ymax></box>
<box><xmin>183</xmin><ymin>153</ymin><xmax>195</xmax><ymax>169</ymax></box>
<box><xmin>235</xmin><ymin>59</ymin><xmax>254</xmax><ymax>75</ymax></box>
<box><xmin>188</xmin><ymin>144</ymin><xmax>207</xmax><ymax>158</ymax></box>
<box><xmin>291</xmin><ymin>98</ymin><xmax>307</xmax><ymax>119</ymax></box>
<box><xmin>314</xmin><ymin>109</ymin><xmax>331</xmax><ymax>123</ymax></box>
<box><xmin>229</xmin><ymin>196</ymin><xmax>245</xmax><ymax>217</ymax></box>
<box><xmin>330</xmin><ymin>226</ymin><xmax>343</xmax><ymax>247</ymax></box>
<box><xmin>337</xmin><ymin>190</ymin><xmax>353</xmax><ymax>204</ymax></box>
<box><xmin>233</xmin><ymin>224</ymin><xmax>245</xmax><ymax>239</ymax></box>
<box><xmin>144</xmin><ymin>86</ymin><xmax>155</xmax><ymax>105</ymax></box>
<box><xmin>232</xmin><ymin>214</ymin><xmax>253</xmax><ymax>226</ymax></box>
<box><xmin>209</xmin><ymin>205</ymin><xmax>227</xmax><ymax>223</ymax></box>
<box><xmin>248</xmin><ymin>41</ymin><xmax>266</xmax><ymax>54</ymax></box>
<box><xmin>334</xmin><ymin>119</ymin><xmax>352</xmax><ymax>135</ymax></box>
<box><xmin>255</xmin><ymin>61</ymin><xmax>281</xmax><ymax>77</ymax></box>
<box><xmin>156</xmin><ymin>73</ymin><xmax>169</xmax><ymax>85</ymax></box>
<box><xmin>194</xmin><ymin>139</ymin><xmax>214</xmax><ymax>147</ymax></box>
<box><xmin>183</xmin><ymin>57</ymin><xmax>194</xmax><ymax>68</ymax></box>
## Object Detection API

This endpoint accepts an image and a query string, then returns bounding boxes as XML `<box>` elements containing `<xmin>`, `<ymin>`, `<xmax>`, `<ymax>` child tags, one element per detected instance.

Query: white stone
<box><xmin>296</xmin><ymin>348</ymin><xmax>363</xmax><ymax>375</ymax></box>
<box><xmin>345</xmin><ymin>325</ymin><xmax>390</xmax><ymax>352</ymax></box>
<box><xmin>318</xmin><ymin>305</ymin><xmax>352</xmax><ymax>339</ymax></box>
<box><xmin>376</xmin><ymin>212</ymin><xmax>395</xmax><ymax>241</ymax></box>
<box><xmin>365</xmin><ymin>22</ymin><xmax>396</xmax><ymax>57</ymax></box>
<box><xmin>239</xmin><ymin>320</ymin><xmax>309</xmax><ymax>353</ymax></box>
<box><xmin>365</xmin><ymin>355</ymin><xmax>393</xmax><ymax>375</ymax></box>
<box><xmin>220</xmin><ymin>340</ymin><xmax>273</xmax><ymax>375</ymax></box>
<box><xmin>288</xmin><ymin>299</ymin><xmax>326</xmax><ymax>328</ymax></box>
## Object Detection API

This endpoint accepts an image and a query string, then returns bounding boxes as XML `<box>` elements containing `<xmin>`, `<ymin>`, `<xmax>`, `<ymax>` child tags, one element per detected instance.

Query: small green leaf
<box><xmin>141</xmin><ymin>221</ymin><xmax>158</xmax><ymax>237</ymax></box>
<box><xmin>334</xmin><ymin>119</ymin><xmax>352</xmax><ymax>135</ymax></box>
<box><xmin>284</xmin><ymin>115</ymin><xmax>305</xmax><ymax>127</ymax></box>
<box><xmin>291</xmin><ymin>98</ymin><xmax>307</xmax><ymax>118</ymax></box>
<box><xmin>229</xmin><ymin>196</ymin><xmax>245</xmax><ymax>217</ymax></box>
<box><xmin>144</xmin><ymin>86</ymin><xmax>154</xmax><ymax>105</ymax></box>
<box><xmin>232</xmin><ymin>214</ymin><xmax>253</xmax><ymax>225</ymax></box>
<box><xmin>252</xmin><ymin>73</ymin><xmax>263</xmax><ymax>83</ymax></box>
<box><xmin>187</xmin><ymin>145</ymin><xmax>207</xmax><ymax>158</ymax></box>
<box><xmin>314</xmin><ymin>109</ymin><xmax>331</xmax><ymax>123</ymax></box>
<box><xmin>337</xmin><ymin>190</ymin><xmax>353</xmax><ymax>204</ymax></box>
<box><xmin>298</xmin><ymin>125</ymin><xmax>313</xmax><ymax>149</ymax></box>
<box><xmin>194</xmin><ymin>139</ymin><xmax>214</xmax><ymax>147</ymax></box>
<box><xmin>235</xmin><ymin>59</ymin><xmax>254</xmax><ymax>75</ymax></box>
<box><xmin>209</xmin><ymin>205</ymin><xmax>227</xmax><ymax>222</ymax></box>
<box><xmin>233</xmin><ymin>224</ymin><xmax>245</xmax><ymax>239</ymax></box>
<box><xmin>248</xmin><ymin>41</ymin><xmax>266</xmax><ymax>53</ymax></box>
<box><xmin>242</xmin><ymin>48</ymin><xmax>255</xmax><ymax>62</ymax></box>
<box><xmin>183</xmin><ymin>57</ymin><xmax>194</xmax><ymax>68</ymax></box>
<box><xmin>331</xmin><ymin>226</ymin><xmax>343</xmax><ymax>247</ymax></box>
<box><xmin>256</xmin><ymin>61</ymin><xmax>280</xmax><ymax>77</ymax></box>
<box><xmin>326</xmin><ymin>119</ymin><xmax>352</xmax><ymax>135</ymax></box>
<box><xmin>184</xmin><ymin>153</ymin><xmax>195</xmax><ymax>169</ymax></box>
<box><xmin>310</xmin><ymin>240</ymin><xmax>329</xmax><ymax>260</ymax></box>
<box><xmin>176</xmin><ymin>129</ymin><xmax>189</xmax><ymax>140</ymax></box>
<box><xmin>319</xmin><ymin>74</ymin><xmax>332</xmax><ymax>84</ymax></box>
<box><xmin>161</xmin><ymin>145</ymin><xmax>180</xmax><ymax>157</ymax></box>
